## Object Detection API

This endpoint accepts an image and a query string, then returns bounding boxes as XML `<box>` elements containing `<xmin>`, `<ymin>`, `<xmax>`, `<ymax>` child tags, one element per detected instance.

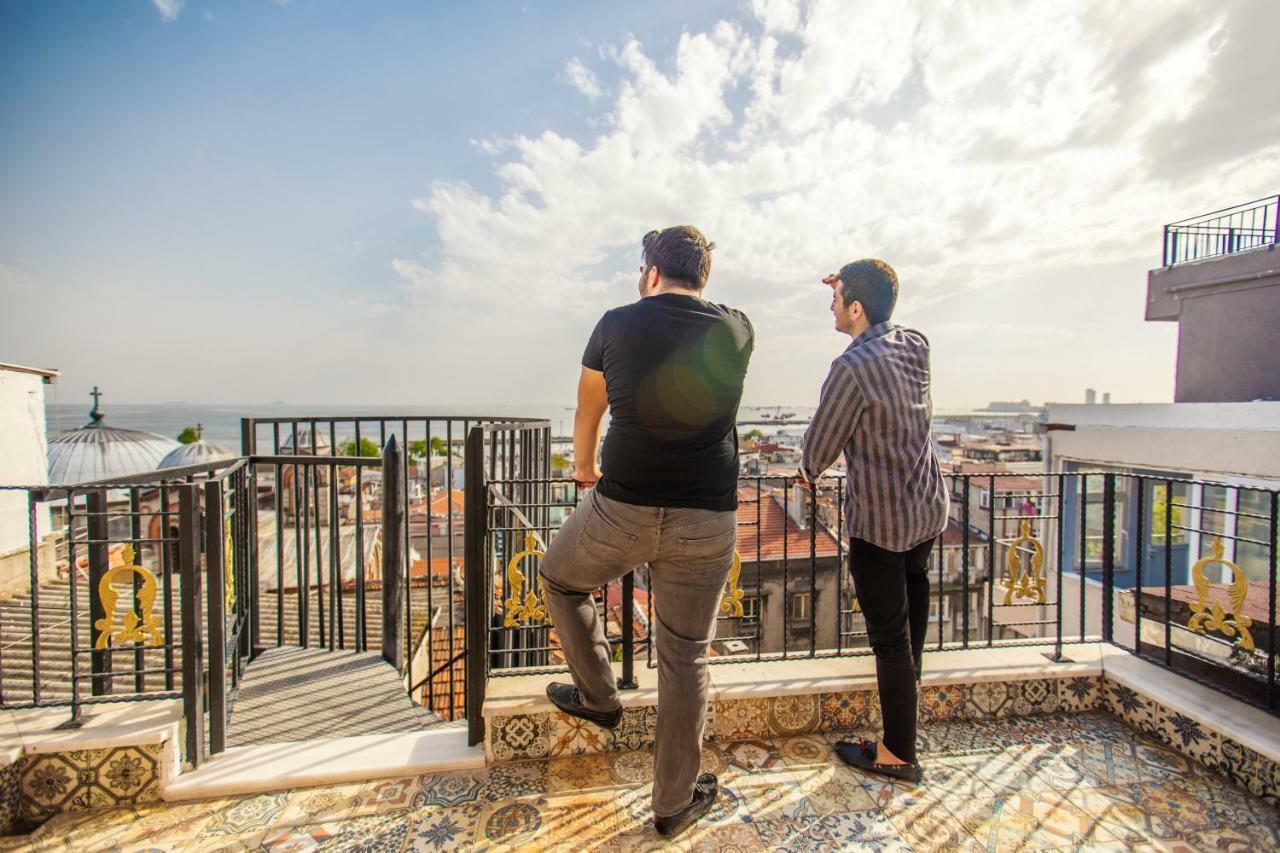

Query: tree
<box><xmin>177</xmin><ymin>426</ymin><xmax>199</xmax><ymax>444</ymax></box>
<box><xmin>743</xmin><ymin>428</ymin><xmax>765</xmax><ymax>443</ymax></box>
<box><xmin>551</xmin><ymin>453</ymin><xmax>573</xmax><ymax>475</ymax></box>
<box><xmin>408</xmin><ymin>436</ymin><xmax>450</xmax><ymax>459</ymax></box>
<box><xmin>339</xmin><ymin>437</ymin><xmax>381</xmax><ymax>458</ymax></box>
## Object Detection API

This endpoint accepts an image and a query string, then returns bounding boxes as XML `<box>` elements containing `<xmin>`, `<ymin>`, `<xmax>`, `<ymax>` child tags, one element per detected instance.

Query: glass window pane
<box><xmin>1150</xmin><ymin>483</ymin><xmax>1189</xmax><ymax>545</ymax></box>
<box><xmin>1235</xmin><ymin>489</ymin><xmax>1272</xmax><ymax>584</ymax></box>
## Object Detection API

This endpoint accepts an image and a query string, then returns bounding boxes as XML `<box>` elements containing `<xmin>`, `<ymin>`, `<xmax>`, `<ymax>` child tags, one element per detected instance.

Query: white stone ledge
<box><xmin>0</xmin><ymin>698</ymin><xmax>181</xmax><ymax>755</ymax></box>
<box><xmin>484</xmin><ymin>643</ymin><xmax>1107</xmax><ymax>717</ymax></box>
<box><xmin>1100</xmin><ymin>649</ymin><xmax>1280</xmax><ymax>765</ymax></box>
<box><xmin>161</xmin><ymin>722</ymin><xmax>484</xmax><ymax>802</ymax></box>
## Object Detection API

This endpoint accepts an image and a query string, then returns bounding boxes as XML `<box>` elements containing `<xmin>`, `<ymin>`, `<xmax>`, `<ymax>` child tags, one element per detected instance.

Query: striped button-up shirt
<box><xmin>800</xmin><ymin>321</ymin><xmax>948</xmax><ymax>552</ymax></box>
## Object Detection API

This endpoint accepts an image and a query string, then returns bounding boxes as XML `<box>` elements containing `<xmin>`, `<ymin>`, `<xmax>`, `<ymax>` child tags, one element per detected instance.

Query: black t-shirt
<box><xmin>582</xmin><ymin>292</ymin><xmax>754</xmax><ymax>510</ymax></box>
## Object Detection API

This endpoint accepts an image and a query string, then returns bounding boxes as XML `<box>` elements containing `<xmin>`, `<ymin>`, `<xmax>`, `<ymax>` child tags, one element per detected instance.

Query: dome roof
<box><xmin>278</xmin><ymin>428</ymin><xmax>332</xmax><ymax>454</ymax></box>
<box><xmin>158</xmin><ymin>426</ymin><xmax>235</xmax><ymax>469</ymax></box>
<box><xmin>46</xmin><ymin>388</ymin><xmax>181</xmax><ymax>485</ymax></box>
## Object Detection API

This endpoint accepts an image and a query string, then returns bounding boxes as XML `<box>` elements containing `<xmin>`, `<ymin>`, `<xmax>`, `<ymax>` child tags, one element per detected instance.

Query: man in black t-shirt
<box><xmin>539</xmin><ymin>226</ymin><xmax>752</xmax><ymax>839</ymax></box>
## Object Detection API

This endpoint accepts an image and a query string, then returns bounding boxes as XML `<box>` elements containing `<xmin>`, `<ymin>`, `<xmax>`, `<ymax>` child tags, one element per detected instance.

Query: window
<box><xmin>1148</xmin><ymin>482</ymin><xmax>1189</xmax><ymax>546</ymax></box>
<box><xmin>741</xmin><ymin>596</ymin><xmax>761</xmax><ymax>622</ymax></box>
<box><xmin>1235</xmin><ymin>489</ymin><xmax>1271</xmax><ymax>584</ymax></box>
<box><xmin>790</xmin><ymin>592</ymin><xmax>811</xmax><ymax>621</ymax></box>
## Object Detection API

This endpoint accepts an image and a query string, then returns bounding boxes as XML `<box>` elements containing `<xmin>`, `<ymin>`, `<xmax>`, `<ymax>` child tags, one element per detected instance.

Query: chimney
<box><xmin>1085</xmin><ymin>388</ymin><xmax>1097</xmax><ymax>405</ymax></box>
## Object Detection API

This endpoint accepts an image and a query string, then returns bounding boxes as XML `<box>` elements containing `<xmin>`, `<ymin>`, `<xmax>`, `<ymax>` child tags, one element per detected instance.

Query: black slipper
<box><xmin>834</xmin><ymin>738</ymin><xmax>923</xmax><ymax>783</ymax></box>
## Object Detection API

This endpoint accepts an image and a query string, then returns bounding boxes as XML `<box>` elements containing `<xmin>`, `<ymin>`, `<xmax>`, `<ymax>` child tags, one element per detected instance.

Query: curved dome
<box><xmin>46</xmin><ymin>389</ymin><xmax>181</xmax><ymax>485</ymax></box>
<box><xmin>278</xmin><ymin>429</ymin><xmax>332</xmax><ymax>454</ymax></box>
<box><xmin>158</xmin><ymin>439</ymin><xmax>235</xmax><ymax>470</ymax></box>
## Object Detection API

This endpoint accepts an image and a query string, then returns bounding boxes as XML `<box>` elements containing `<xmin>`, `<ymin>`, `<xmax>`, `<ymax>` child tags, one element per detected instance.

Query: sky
<box><xmin>2</xmin><ymin>0</ymin><xmax>1278</xmax><ymax>412</ymax></box>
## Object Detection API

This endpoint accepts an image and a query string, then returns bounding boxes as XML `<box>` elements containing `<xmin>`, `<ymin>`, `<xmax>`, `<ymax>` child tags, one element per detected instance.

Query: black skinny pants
<box><xmin>849</xmin><ymin>536</ymin><xmax>935</xmax><ymax>764</ymax></box>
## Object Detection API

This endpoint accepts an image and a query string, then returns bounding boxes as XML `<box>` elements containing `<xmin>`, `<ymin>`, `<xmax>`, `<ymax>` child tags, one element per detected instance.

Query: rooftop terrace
<box><xmin>13</xmin><ymin>709</ymin><xmax>1279</xmax><ymax>850</ymax></box>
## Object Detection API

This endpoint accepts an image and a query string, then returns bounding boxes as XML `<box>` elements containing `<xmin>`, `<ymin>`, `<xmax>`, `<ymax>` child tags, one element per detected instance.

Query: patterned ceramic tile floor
<box><xmin>6</xmin><ymin>712</ymin><xmax>1277</xmax><ymax>852</ymax></box>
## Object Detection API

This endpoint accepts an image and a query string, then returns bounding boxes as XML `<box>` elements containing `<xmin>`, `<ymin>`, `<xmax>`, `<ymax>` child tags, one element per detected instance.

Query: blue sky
<box><xmin>3</xmin><ymin>1</ymin><xmax>1278</xmax><ymax>410</ymax></box>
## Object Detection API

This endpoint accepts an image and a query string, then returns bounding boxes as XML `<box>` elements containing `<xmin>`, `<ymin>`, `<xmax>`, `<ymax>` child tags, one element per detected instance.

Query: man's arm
<box><xmin>800</xmin><ymin>360</ymin><xmax>862</xmax><ymax>482</ymax></box>
<box><xmin>573</xmin><ymin>366</ymin><xmax>608</xmax><ymax>486</ymax></box>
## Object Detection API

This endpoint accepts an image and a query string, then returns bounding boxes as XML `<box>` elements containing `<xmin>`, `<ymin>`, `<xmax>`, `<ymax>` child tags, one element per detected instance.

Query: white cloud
<box><xmin>559</xmin><ymin>57</ymin><xmax>603</xmax><ymax>100</ymax></box>
<box><xmin>392</xmin><ymin>0</ymin><xmax>1280</xmax><ymax>408</ymax></box>
<box><xmin>152</xmin><ymin>0</ymin><xmax>184</xmax><ymax>22</ymax></box>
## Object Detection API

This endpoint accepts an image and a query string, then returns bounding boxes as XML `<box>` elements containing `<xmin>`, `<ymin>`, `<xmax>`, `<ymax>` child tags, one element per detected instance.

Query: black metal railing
<box><xmin>239</xmin><ymin>415</ymin><xmax>551</xmax><ymax>731</ymax></box>
<box><xmin>463</xmin><ymin>463</ymin><xmax>1279</xmax><ymax>744</ymax></box>
<box><xmin>0</xmin><ymin>458</ymin><xmax>239</xmax><ymax>765</ymax></box>
<box><xmin>1163</xmin><ymin>194</ymin><xmax>1279</xmax><ymax>267</ymax></box>
<box><xmin>5</xmin><ymin>425</ymin><xmax>1275</xmax><ymax>764</ymax></box>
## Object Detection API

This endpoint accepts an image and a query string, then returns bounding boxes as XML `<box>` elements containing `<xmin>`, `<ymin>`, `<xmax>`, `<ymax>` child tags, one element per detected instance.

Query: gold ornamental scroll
<box><xmin>503</xmin><ymin>532</ymin><xmax>550</xmax><ymax>627</ymax></box>
<box><xmin>224</xmin><ymin>518</ymin><xmax>236</xmax><ymax>610</ymax></box>
<box><xmin>1001</xmin><ymin>520</ymin><xmax>1047</xmax><ymax>605</ymax></box>
<box><xmin>94</xmin><ymin>544</ymin><xmax>164</xmax><ymax>649</ymax></box>
<box><xmin>1188</xmin><ymin>537</ymin><xmax>1254</xmax><ymax>652</ymax></box>
<box><xmin>720</xmin><ymin>551</ymin><xmax>745</xmax><ymax>617</ymax></box>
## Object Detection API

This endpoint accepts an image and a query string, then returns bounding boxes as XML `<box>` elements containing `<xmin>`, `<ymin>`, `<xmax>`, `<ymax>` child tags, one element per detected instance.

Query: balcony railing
<box><xmin>1</xmin><ymin>415</ymin><xmax>1276</xmax><ymax>770</ymax></box>
<box><xmin>1162</xmin><ymin>193</ymin><xmax>1279</xmax><ymax>267</ymax></box>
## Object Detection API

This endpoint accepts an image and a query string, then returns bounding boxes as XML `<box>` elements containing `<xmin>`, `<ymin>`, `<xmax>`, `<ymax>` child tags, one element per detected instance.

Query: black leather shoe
<box><xmin>835</xmin><ymin>739</ymin><xmax>923</xmax><ymax>783</ymax></box>
<box><xmin>654</xmin><ymin>773</ymin><xmax>718</xmax><ymax>839</ymax></box>
<box><xmin>545</xmin><ymin>682</ymin><xmax>622</xmax><ymax>729</ymax></box>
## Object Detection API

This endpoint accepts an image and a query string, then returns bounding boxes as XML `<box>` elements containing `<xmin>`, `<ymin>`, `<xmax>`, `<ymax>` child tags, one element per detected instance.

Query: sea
<box><xmin>46</xmin><ymin>403</ymin><xmax>817</xmax><ymax>450</ymax></box>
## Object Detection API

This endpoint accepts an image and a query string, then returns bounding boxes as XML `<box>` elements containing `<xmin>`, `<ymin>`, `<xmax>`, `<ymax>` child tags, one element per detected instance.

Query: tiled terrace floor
<box><xmin>9</xmin><ymin>712</ymin><xmax>1279</xmax><ymax>851</ymax></box>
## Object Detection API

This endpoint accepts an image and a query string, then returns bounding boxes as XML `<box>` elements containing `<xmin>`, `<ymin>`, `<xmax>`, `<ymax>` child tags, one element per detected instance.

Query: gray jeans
<box><xmin>539</xmin><ymin>488</ymin><xmax>736</xmax><ymax>818</ymax></box>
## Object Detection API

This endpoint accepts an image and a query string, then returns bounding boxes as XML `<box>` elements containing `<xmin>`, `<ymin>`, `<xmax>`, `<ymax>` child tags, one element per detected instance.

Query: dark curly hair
<box><xmin>642</xmin><ymin>225</ymin><xmax>716</xmax><ymax>290</ymax></box>
<box><xmin>837</xmin><ymin>258</ymin><xmax>898</xmax><ymax>324</ymax></box>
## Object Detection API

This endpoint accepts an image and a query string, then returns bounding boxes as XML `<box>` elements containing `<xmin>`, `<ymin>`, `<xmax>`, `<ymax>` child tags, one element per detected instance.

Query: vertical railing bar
<box><xmin>241</xmin><ymin>419</ymin><xmax>260</xmax><ymax>658</ymax></box>
<box><xmin>782</xmin><ymin>478</ymin><xmax>789</xmax><ymax>659</ymax></box>
<box><xmin>273</xmin><ymin>424</ymin><xmax>283</xmax><ymax>647</ymax></box>
<box><xmin>178</xmin><ymin>485</ymin><xmax>204</xmax><ymax>767</ymax></box>
<box><xmin>446</xmin><ymin>419</ymin><xmax>456</xmax><ymax>713</ymax></box>
<box><xmin>299</xmin><ymin>453</ymin><xmax>311</xmax><ymax>647</ymax></box>
<box><xmin>835</xmin><ymin>476</ymin><xmax>843</xmax><ymax>655</ymax></box>
<box><xmin>1134</xmin><ymin>477</ymin><xmax>1145</xmax><ymax>658</ymax></box>
<box><xmin>986</xmin><ymin>474</ymin><xmax>995</xmax><ymax>646</ymax></box>
<box><xmin>1101</xmin><ymin>473</ymin><xmax>1116</xmax><ymax>645</ymax></box>
<box><xmin>205</xmin><ymin>480</ymin><xmax>227</xmax><ymax>755</ymax></box>
<box><xmin>381</xmin><ymin>435</ymin><xmax>406</xmax><ymax>674</ymax></box>
<box><xmin>160</xmin><ymin>485</ymin><xmax>175</xmax><ymax>690</ymax></box>
<box><xmin>1053</xmin><ymin>475</ymin><xmax>1064</xmax><ymax>658</ymax></box>
<box><xmin>423</xmin><ymin>419</ymin><xmax>434</xmax><ymax>713</ymax></box>
<box><xmin>935</xmin><ymin>493</ymin><xmax>944</xmax><ymax>650</ymax></box>
<box><xmin>395</xmin><ymin>420</ymin><xmax>408</xmax><ymax>670</ymax></box>
<box><xmin>329</xmin><ymin>461</ymin><xmax>339</xmax><ymax>651</ymax></box>
<box><xmin>1267</xmin><ymin>491</ymin><xmax>1277</xmax><ymax>713</ymax></box>
<box><xmin>1164</xmin><ymin>479</ymin><xmax>1173</xmax><ymax>667</ymax></box>
<box><xmin>66</xmin><ymin>490</ymin><xmax>81</xmax><ymax>722</ymax></box>
<box><xmin>26</xmin><ymin>492</ymin><xmax>42</xmax><ymax>705</ymax></box>
<box><xmin>808</xmin><ymin>481</ymin><xmax>817</xmax><ymax>656</ymax></box>
<box><xmin>86</xmin><ymin>489</ymin><xmax>110</xmax><ymax>697</ymax></box>
<box><xmin>311</xmin><ymin>422</ymin><xmax>325</xmax><ymax>647</ymax></box>
<box><xmin>464</xmin><ymin>427</ymin><xmax>487</xmax><ymax>746</ymax></box>
<box><xmin>354</xmin><ymin>421</ymin><xmax>365</xmax><ymax>654</ymax></box>
<box><xmin>1079</xmin><ymin>474</ymin><xmax>1088</xmax><ymax>642</ymax></box>
<box><xmin>292</xmin><ymin>422</ymin><xmax>305</xmax><ymax>646</ymax></box>
<box><xmin>130</xmin><ymin>489</ymin><xmax>145</xmax><ymax>692</ymax></box>
<box><xmin>961</xmin><ymin>476</ymin><xmax>970</xmax><ymax>648</ymax></box>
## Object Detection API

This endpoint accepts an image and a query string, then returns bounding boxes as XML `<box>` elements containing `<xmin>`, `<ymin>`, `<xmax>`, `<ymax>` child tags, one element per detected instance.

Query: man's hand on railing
<box><xmin>573</xmin><ymin>465</ymin><xmax>603</xmax><ymax>490</ymax></box>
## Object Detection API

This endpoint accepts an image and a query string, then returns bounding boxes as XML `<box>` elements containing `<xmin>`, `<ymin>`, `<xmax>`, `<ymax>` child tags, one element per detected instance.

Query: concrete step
<box><xmin>163</xmin><ymin>723</ymin><xmax>482</xmax><ymax>801</ymax></box>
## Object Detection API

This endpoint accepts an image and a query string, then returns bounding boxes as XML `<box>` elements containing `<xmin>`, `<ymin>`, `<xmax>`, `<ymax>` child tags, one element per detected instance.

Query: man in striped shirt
<box><xmin>800</xmin><ymin>258</ymin><xmax>948</xmax><ymax>783</ymax></box>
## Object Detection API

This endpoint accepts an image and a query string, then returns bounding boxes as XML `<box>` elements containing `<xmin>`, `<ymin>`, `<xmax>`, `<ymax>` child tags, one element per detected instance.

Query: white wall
<box><xmin>1045</xmin><ymin>402</ymin><xmax>1280</xmax><ymax>482</ymax></box>
<box><xmin>0</xmin><ymin>368</ymin><xmax>51</xmax><ymax>555</ymax></box>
